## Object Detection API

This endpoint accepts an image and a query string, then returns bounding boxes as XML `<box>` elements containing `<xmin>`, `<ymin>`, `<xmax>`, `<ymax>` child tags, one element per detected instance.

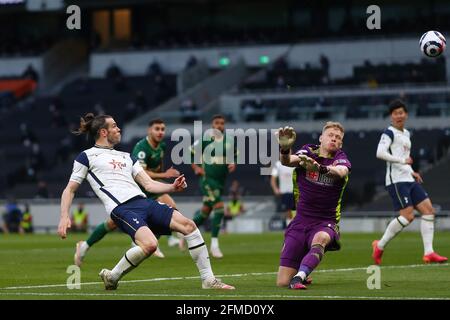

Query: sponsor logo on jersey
<box><xmin>306</xmin><ymin>170</ymin><xmax>336</xmax><ymax>186</ymax></box>
<box><xmin>333</xmin><ymin>159</ymin><xmax>348</xmax><ymax>166</ymax></box>
<box><xmin>306</xmin><ymin>170</ymin><xmax>319</xmax><ymax>181</ymax></box>
<box><xmin>109</xmin><ymin>159</ymin><xmax>126</xmax><ymax>170</ymax></box>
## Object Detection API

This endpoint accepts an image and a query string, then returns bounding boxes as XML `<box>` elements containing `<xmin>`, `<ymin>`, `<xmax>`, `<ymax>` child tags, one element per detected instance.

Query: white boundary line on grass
<box><xmin>0</xmin><ymin>292</ymin><xmax>449</xmax><ymax>300</ymax></box>
<box><xmin>0</xmin><ymin>263</ymin><xmax>447</xmax><ymax>291</ymax></box>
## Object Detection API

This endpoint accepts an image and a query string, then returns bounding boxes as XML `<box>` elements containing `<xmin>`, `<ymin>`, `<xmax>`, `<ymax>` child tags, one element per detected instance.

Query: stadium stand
<box><xmin>1</xmin><ymin>0</ymin><xmax>450</xmax><ymax>212</ymax></box>
<box><xmin>0</xmin><ymin>73</ymin><xmax>177</xmax><ymax>198</ymax></box>
<box><xmin>2</xmin><ymin>123</ymin><xmax>449</xmax><ymax>212</ymax></box>
<box><xmin>241</xmin><ymin>57</ymin><xmax>447</xmax><ymax>92</ymax></box>
<box><xmin>236</xmin><ymin>90</ymin><xmax>450</xmax><ymax>123</ymax></box>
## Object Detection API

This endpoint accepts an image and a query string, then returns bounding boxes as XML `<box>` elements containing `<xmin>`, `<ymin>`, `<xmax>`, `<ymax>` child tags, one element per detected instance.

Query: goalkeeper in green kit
<box><xmin>190</xmin><ymin>115</ymin><xmax>236</xmax><ymax>258</ymax></box>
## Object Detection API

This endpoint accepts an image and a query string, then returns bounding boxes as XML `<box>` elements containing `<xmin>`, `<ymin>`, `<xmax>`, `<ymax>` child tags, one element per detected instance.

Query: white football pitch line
<box><xmin>0</xmin><ymin>263</ymin><xmax>447</xmax><ymax>291</ymax></box>
<box><xmin>0</xmin><ymin>292</ymin><xmax>449</xmax><ymax>300</ymax></box>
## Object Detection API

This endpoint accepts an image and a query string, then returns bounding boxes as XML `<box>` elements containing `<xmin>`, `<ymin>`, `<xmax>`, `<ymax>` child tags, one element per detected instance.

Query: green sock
<box><xmin>86</xmin><ymin>221</ymin><xmax>110</xmax><ymax>247</ymax></box>
<box><xmin>193</xmin><ymin>209</ymin><xmax>209</xmax><ymax>226</ymax></box>
<box><xmin>211</xmin><ymin>207</ymin><xmax>224</xmax><ymax>238</ymax></box>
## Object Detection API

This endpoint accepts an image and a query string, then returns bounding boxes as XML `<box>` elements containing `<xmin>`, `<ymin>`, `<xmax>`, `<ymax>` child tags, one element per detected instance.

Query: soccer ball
<box><xmin>419</xmin><ymin>31</ymin><xmax>446</xmax><ymax>58</ymax></box>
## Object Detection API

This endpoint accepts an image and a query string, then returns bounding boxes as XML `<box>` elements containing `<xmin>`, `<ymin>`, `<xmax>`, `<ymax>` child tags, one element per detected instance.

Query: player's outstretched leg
<box><xmin>171</xmin><ymin>210</ymin><xmax>234</xmax><ymax>289</ymax></box>
<box><xmin>131</xmin><ymin>236</ymin><xmax>165</xmax><ymax>258</ymax></box>
<box><xmin>289</xmin><ymin>231</ymin><xmax>331</xmax><ymax>290</ymax></box>
<box><xmin>290</xmin><ymin>244</ymin><xmax>324</xmax><ymax>290</ymax></box>
<box><xmin>373</xmin><ymin>208</ymin><xmax>412</xmax><ymax>265</ymax></box>
<box><xmin>421</xmin><ymin>215</ymin><xmax>447</xmax><ymax>263</ymax></box>
<box><xmin>153</xmin><ymin>234</ymin><xmax>165</xmax><ymax>258</ymax></box>
<box><xmin>416</xmin><ymin>199</ymin><xmax>448</xmax><ymax>263</ymax></box>
<box><xmin>156</xmin><ymin>195</ymin><xmax>185</xmax><ymax>252</ymax></box>
<box><xmin>75</xmin><ymin>219</ymin><xmax>116</xmax><ymax>267</ymax></box>
<box><xmin>193</xmin><ymin>207</ymin><xmax>211</xmax><ymax>227</ymax></box>
<box><xmin>168</xmin><ymin>233</ymin><xmax>179</xmax><ymax>247</ymax></box>
<box><xmin>177</xmin><ymin>232</ymin><xmax>186</xmax><ymax>251</ymax></box>
<box><xmin>153</xmin><ymin>246</ymin><xmax>165</xmax><ymax>258</ymax></box>
<box><xmin>99</xmin><ymin>227</ymin><xmax>156</xmax><ymax>290</ymax></box>
<box><xmin>168</xmin><ymin>232</ymin><xmax>186</xmax><ymax>251</ymax></box>
<box><xmin>210</xmin><ymin>206</ymin><xmax>225</xmax><ymax>258</ymax></box>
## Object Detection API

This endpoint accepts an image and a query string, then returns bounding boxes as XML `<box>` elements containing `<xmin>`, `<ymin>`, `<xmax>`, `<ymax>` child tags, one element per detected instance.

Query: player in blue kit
<box><xmin>57</xmin><ymin>113</ymin><xmax>234</xmax><ymax>290</ymax></box>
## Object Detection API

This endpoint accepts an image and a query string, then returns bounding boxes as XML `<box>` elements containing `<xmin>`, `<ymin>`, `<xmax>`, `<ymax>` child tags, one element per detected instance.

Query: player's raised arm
<box><xmin>326</xmin><ymin>165</ymin><xmax>349</xmax><ymax>179</ymax></box>
<box><xmin>58</xmin><ymin>180</ymin><xmax>80</xmax><ymax>239</ymax></box>
<box><xmin>296</xmin><ymin>155</ymin><xmax>349</xmax><ymax>179</ymax></box>
<box><xmin>376</xmin><ymin>130</ymin><xmax>412</xmax><ymax>164</ymax></box>
<box><xmin>276</xmin><ymin>126</ymin><xmax>302</xmax><ymax>167</ymax></box>
<box><xmin>59</xmin><ymin>151</ymin><xmax>89</xmax><ymax>239</ymax></box>
<box><xmin>135</xmin><ymin>170</ymin><xmax>187</xmax><ymax>194</ymax></box>
<box><xmin>190</xmin><ymin>139</ymin><xmax>205</xmax><ymax>175</ymax></box>
<box><xmin>191</xmin><ymin>163</ymin><xmax>205</xmax><ymax>176</ymax></box>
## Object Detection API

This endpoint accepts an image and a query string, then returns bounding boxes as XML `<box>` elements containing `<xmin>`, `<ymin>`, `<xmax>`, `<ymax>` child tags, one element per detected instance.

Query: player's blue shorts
<box><xmin>110</xmin><ymin>196</ymin><xmax>174</xmax><ymax>240</ymax></box>
<box><xmin>386</xmin><ymin>182</ymin><xmax>429</xmax><ymax>211</ymax></box>
<box><xmin>280</xmin><ymin>193</ymin><xmax>295</xmax><ymax>211</ymax></box>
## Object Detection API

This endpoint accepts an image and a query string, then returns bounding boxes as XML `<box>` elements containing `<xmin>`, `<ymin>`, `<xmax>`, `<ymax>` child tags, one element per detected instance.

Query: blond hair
<box><xmin>322</xmin><ymin>121</ymin><xmax>345</xmax><ymax>135</ymax></box>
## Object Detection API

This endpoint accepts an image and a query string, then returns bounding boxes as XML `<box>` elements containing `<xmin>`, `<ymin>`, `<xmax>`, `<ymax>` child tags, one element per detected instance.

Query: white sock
<box><xmin>111</xmin><ymin>246</ymin><xmax>148</xmax><ymax>281</ymax></box>
<box><xmin>378</xmin><ymin>216</ymin><xmax>410</xmax><ymax>250</ymax></box>
<box><xmin>295</xmin><ymin>271</ymin><xmax>307</xmax><ymax>281</ymax></box>
<box><xmin>211</xmin><ymin>237</ymin><xmax>219</xmax><ymax>249</ymax></box>
<box><xmin>421</xmin><ymin>215</ymin><xmax>435</xmax><ymax>255</ymax></box>
<box><xmin>184</xmin><ymin>229</ymin><xmax>214</xmax><ymax>281</ymax></box>
<box><xmin>80</xmin><ymin>241</ymin><xmax>90</xmax><ymax>257</ymax></box>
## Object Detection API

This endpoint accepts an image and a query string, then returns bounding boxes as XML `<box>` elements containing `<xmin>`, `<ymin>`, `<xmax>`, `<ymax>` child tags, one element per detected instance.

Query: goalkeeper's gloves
<box><xmin>276</xmin><ymin>126</ymin><xmax>296</xmax><ymax>152</ymax></box>
<box><xmin>298</xmin><ymin>155</ymin><xmax>329</xmax><ymax>174</ymax></box>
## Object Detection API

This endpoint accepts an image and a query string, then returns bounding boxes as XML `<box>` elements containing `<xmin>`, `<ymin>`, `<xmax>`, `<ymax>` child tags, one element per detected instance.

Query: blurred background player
<box><xmin>71</xmin><ymin>203</ymin><xmax>88</xmax><ymax>233</ymax></box>
<box><xmin>271</xmin><ymin>160</ymin><xmax>296</xmax><ymax>227</ymax></box>
<box><xmin>20</xmin><ymin>203</ymin><xmax>33</xmax><ymax>234</ymax></box>
<box><xmin>276</xmin><ymin>122</ymin><xmax>351</xmax><ymax>290</ymax></box>
<box><xmin>191</xmin><ymin>114</ymin><xmax>236</xmax><ymax>258</ymax></box>
<box><xmin>223</xmin><ymin>180</ymin><xmax>245</xmax><ymax>234</ymax></box>
<box><xmin>58</xmin><ymin>113</ymin><xmax>234</xmax><ymax>290</ymax></box>
<box><xmin>73</xmin><ymin>118</ymin><xmax>184</xmax><ymax>266</ymax></box>
<box><xmin>372</xmin><ymin>99</ymin><xmax>448</xmax><ymax>264</ymax></box>
<box><xmin>2</xmin><ymin>200</ymin><xmax>23</xmax><ymax>234</ymax></box>
<box><xmin>131</xmin><ymin>118</ymin><xmax>185</xmax><ymax>253</ymax></box>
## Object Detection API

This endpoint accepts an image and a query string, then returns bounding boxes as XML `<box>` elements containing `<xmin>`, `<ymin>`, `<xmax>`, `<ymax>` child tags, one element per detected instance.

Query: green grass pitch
<box><xmin>0</xmin><ymin>231</ymin><xmax>449</xmax><ymax>300</ymax></box>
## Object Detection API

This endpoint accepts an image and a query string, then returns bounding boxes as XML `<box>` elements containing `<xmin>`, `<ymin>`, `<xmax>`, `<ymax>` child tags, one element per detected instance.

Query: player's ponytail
<box><xmin>73</xmin><ymin>113</ymin><xmax>112</xmax><ymax>140</ymax></box>
<box><xmin>73</xmin><ymin>113</ymin><xmax>95</xmax><ymax>136</ymax></box>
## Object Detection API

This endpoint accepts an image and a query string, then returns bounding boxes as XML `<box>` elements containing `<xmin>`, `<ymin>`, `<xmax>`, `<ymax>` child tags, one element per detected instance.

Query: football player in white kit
<box><xmin>271</xmin><ymin>160</ymin><xmax>296</xmax><ymax>226</ymax></box>
<box><xmin>372</xmin><ymin>99</ymin><xmax>447</xmax><ymax>264</ymax></box>
<box><xmin>57</xmin><ymin>113</ymin><xmax>234</xmax><ymax>290</ymax></box>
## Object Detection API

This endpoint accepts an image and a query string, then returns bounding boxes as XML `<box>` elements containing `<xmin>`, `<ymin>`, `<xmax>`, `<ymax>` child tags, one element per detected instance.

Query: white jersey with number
<box><xmin>271</xmin><ymin>160</ymin><xmax>294</xmax><ymax>194</ymax></box>
<box><xmin>69</xmin><ymin>146</ymin><xmax>146</xmax><ymax>214</ymax></box>
<box><xmin>376</xmin><ymin>126</ymin><xmax>414</xmax><ymax>186</ymax></box>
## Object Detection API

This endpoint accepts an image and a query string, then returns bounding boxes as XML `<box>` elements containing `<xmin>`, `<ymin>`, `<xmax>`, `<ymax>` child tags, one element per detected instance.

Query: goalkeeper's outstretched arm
<box><xmin>280</xmin><ymin>149</ymin><xmax>303</xmax><ymax>167</ymax></box>
<box><xmin>277</xmin><ymin>126</ymin><xmax>302</xmax><ymax>167</ymax></box>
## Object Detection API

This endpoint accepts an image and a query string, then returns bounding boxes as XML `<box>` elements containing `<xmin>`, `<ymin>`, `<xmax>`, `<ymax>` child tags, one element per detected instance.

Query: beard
<box><xmin>107</xmin><ymin>135</ymin><xmax>120</xmax><ymax>146</ymax></box>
